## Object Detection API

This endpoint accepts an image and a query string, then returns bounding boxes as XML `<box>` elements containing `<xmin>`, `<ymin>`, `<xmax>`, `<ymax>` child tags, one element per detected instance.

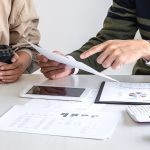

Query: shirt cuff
<box><xmin>66</xmin><ymin>55</ymin><xmax>79</xmax><ymax>74</ymax></box>
<box><xmin>143</xmin><ymin>58</ymin><xmax>150</xmax><ymax>67</ymax></box>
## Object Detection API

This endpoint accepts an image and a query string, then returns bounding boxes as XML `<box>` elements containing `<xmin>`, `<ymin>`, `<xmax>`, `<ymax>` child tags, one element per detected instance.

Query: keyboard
<box><xmin>127</xmin><ymin>105</ymin><xmax>150</xmax><ymax>122</ymax></box>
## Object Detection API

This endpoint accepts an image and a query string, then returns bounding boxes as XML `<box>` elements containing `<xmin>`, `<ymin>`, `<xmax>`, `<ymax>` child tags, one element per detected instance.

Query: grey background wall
<box><xmin>34</xmin><ymin>0</ymin><xmax>138</xmax><ymax>75</ymax></box>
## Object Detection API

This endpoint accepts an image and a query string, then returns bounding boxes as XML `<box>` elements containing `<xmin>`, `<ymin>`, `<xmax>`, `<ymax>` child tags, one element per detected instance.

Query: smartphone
<box><xmin>20</xmin><ymin>85</ymin><xmax>92</xmax><ymax>101</ymax></box>
<box><xmin>0</xmin><ymin>45</ymin><xmax>13</xmax><ymax>64</ymax></box>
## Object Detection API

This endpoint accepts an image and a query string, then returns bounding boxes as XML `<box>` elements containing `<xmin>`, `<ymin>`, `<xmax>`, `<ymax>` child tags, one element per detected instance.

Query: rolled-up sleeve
<box><xmin>9</xmin><ymin>0</ymin><xmax>40</xmax><ymax>73</ymax></box>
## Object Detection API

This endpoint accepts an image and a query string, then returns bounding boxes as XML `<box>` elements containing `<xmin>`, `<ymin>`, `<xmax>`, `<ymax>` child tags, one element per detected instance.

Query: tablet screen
<box><xmin>26</xmin><ymin>86</ymin><xmax>85</xmax><ymax>97</ymax></box>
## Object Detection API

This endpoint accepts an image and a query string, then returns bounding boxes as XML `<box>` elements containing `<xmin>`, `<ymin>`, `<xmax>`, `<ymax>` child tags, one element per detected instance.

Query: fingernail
<box><xmin>116</xmin><ymin>65</ymin><xmax>121</xmax><ymax>70</ymax></box>
<box><xmin>51</xmin><ymin>75</ymin><xmax>56</xmax><ymax>79</ymax></box>
<box><xmin>80</xmin><ymin>54</ymin><xmax>85</xmax><ymax>59</ymax></box>
<box><xmin>43</xmin><ymin>58</ymin><xmax>48</xmax><ymax>62</ymax></box>
<box><xmin>11</xmin><ymin>58</ymin><xmax>16</xmax><ymax>62</ymax></box>
<box><xmin>102</xmin><ymin>64</ymin><xmax>109</xmax><ymax>68</ymax></box>
<box><xmin>103</xmin><ymin>66</ymin><xmax>108</xmax><ymax>69</ymax></box>
<box><xmin>0</xmin><ymin>66</ymin><xmax>4</xmax><ymax>70</ymax></box>
<box><xmin>97</xmin><ymin>59</ymin><xmax>101</xmax><ymax>64</ymax></box>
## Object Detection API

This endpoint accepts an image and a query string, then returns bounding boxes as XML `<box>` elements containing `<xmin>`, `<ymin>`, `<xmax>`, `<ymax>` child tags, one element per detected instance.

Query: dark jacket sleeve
<box><xmin>69</xmin><ymin>0</ymin><xmax>138</xmax><ymax>74</ymax></box>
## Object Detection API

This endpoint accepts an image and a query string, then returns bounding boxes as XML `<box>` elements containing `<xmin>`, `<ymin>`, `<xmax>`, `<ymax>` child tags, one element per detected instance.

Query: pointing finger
<box><xmin>80</xmin><ymin>42</ymin><xmax>109</xmax><ymax>59</ymax></box>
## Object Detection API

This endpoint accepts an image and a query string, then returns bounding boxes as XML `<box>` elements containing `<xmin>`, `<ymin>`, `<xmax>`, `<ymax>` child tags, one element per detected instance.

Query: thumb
<box><xmin>11</xmin><ymin>53</ymin><xmax>19</xmax><ymax>63</ymax></box>
<box><xmin>53</xmin><ymin>50</ymin><xmax>64</xmax><ymax>56</ymax></box>
<box><xmin>37</xmin><ymin>54</ymin><xmax>48</xmax><ymax>63</ymax></box>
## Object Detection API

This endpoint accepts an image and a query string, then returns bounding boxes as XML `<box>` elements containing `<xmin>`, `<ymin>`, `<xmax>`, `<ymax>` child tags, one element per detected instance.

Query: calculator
<box><xmin>127</xmin><ymin>105</ymin><xmax>150</xmax><ymax>122</ymax></box>
<box><xmin>0</xmin><ymin>45</ymin><xmax>13</xmax><ymax>64</ymax></box>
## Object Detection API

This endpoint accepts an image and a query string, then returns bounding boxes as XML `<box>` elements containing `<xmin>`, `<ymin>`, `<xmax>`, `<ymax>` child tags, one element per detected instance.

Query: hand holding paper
<box><xmin>26</xmin><ymin>40</ymin><xmax>118</xmax><ymax>82</ymax></box>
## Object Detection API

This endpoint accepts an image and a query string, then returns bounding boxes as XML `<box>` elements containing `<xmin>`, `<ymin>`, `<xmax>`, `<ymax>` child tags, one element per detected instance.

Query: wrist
<box><xmin>141</xmin><ymin>40</ymin><xmax>150</xmax><ymax>66</ymax></box>
<box><xmin>66</xmin><ymin>55</ymin><xmax>79</xmax><ymax>74</ymax></box>
<box><xmin>142</xmin><ymin>40</ymin><xmax>150</xmax><ymax>60</ymax></box>
<box><xmin>17</xmin><ymin>51</ymin><xmax>32</xmax><ymax>70</ymax></box>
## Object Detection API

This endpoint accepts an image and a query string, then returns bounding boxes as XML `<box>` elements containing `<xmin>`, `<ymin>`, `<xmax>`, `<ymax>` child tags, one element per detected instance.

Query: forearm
<box><xmin>70</xmin><ymin>44</ymin><xmax>104</xmax><ymax>74</ymax></box>
<box><xmin>69</xmin><ymin>0</ymin><xmax>137</xmax><ymax>73</ymax></box>
<box><xmin>10</xmin><ymin>0</ymin><xmax>40</xmax><ymax>73</ymax></box>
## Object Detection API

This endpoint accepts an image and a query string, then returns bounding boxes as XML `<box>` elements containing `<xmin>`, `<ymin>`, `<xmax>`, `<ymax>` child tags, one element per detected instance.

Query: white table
<box><xmin>0</xmin><ymin>74</ymin><xmax>150</xmax><ymax>150</ymax></box>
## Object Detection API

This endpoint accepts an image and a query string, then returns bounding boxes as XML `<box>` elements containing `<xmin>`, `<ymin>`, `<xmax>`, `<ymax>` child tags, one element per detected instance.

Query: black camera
<box><xmin>0</xmin><ymin>45</ymin><xmax>13</xmax><ymax>64</ymax></box>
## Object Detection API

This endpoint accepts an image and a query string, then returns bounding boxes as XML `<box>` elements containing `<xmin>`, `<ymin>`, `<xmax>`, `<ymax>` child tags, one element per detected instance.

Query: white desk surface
<box><xmin>0</xmin><ymin>74</ymin><xmax>150</xmax><ymax>150</ymax></box>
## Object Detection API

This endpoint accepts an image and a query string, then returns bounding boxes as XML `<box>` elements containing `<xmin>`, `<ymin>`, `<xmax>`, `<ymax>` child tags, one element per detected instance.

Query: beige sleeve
<box><xmin>10</xmin><ymin>0</ymin><xmax>40</xmax><ymax>73</ymax></box>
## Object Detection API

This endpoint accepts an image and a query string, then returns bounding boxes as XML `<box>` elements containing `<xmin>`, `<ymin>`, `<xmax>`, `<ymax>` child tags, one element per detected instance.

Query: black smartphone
<box><xmin>0</xmin><ymin>45</ymin><xmax>13</xmax><ymax>64</ymax></box>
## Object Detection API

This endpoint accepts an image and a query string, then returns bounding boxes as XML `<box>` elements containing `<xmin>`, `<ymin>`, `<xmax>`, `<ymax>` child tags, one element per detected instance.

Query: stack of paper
<box><xmin>0</xmin><ymin>99</ymin><xmax>121</xmax><ymax>140</ymax></box>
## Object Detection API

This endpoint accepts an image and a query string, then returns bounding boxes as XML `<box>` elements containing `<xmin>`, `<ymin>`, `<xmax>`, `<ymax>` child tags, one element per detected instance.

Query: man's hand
<box><xmin>80</xmin><ymin>40</ymin><xmax>150</xmax><ymax>70</ymax></box>
<box><xmin>0</xmin><ymin>62</ymin><xmax>6</xmax><ymax>84</ymax></box>
<box><xmin>37</xmin><ymin>51</ymin><xmax>74</xmax><ymax>80</ymax></box>
<box><xmin>0</xmin><ymin>51</ymin><xmax>32</xmax><ymax>83</ymax></box>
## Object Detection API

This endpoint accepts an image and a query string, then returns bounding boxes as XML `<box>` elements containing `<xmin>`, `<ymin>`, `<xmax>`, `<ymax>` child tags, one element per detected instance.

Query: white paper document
<box><xmin>0</xmin><ymin>102</ymin><xmax>120</xmax><ymax>140</ymax></box>
<box><xmin>98</xmin><ymin>82</ymin><xmax>150</xmax><ymax>103</ymax></box>
<box><xmin>24</xmin><ymin>99</ymin><xmax>105</xmax><ymax>113</ymax></box>
<box><xmin>26</xmin><ymin>41</ymin><xmax>118</xmax><ymax>82</ymax></box>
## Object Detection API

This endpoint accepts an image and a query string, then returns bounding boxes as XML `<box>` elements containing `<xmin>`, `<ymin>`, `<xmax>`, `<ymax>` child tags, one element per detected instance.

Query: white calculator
<box><xmin>127</xmin><ymin>105</ymin><xmax>150</xmax><ymax>122</ymax></box>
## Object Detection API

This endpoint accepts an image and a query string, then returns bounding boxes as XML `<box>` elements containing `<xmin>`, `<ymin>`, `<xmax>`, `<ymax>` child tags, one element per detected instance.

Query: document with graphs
<box><xmin>0</xmin><ymin>100</ymin><xmax>121</xmax><ymax>140</ymax></box>
<box><xmin>95</xmin><ymin>82</ymin><xmax>150</xmax><ymax>104</ymax></box>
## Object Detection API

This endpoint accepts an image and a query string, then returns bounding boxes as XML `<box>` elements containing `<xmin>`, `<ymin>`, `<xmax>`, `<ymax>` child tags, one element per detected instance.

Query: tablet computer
<box><xmin>20</xmin><ymin>85</ymin><xmax>92</xmax><ymax>101</ymax></box>
<box><xmin>95</xmin><ymin>81</ymin><xmax>150</xmax><ymax>105</ymax></box>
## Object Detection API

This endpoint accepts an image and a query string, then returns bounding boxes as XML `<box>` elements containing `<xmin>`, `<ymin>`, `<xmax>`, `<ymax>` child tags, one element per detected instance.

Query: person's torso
<box><xmin>0</xmin><ymin>0</ymin><xmax>28</xmax><ymax>45</ymax></box>
<box><xmin>115</xmin><ymin>0</ymin><xmax>150</xmax><ymax>40</ymax></box>
<box><xmin>0</xmin><ymin>0</ymin><xmax>12</xmax><ymax>45</ymax></box>
<box><xmin>135</xmin><ymin>0</ymin><xmax>150</xmax><ymax>40</ymax></box>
